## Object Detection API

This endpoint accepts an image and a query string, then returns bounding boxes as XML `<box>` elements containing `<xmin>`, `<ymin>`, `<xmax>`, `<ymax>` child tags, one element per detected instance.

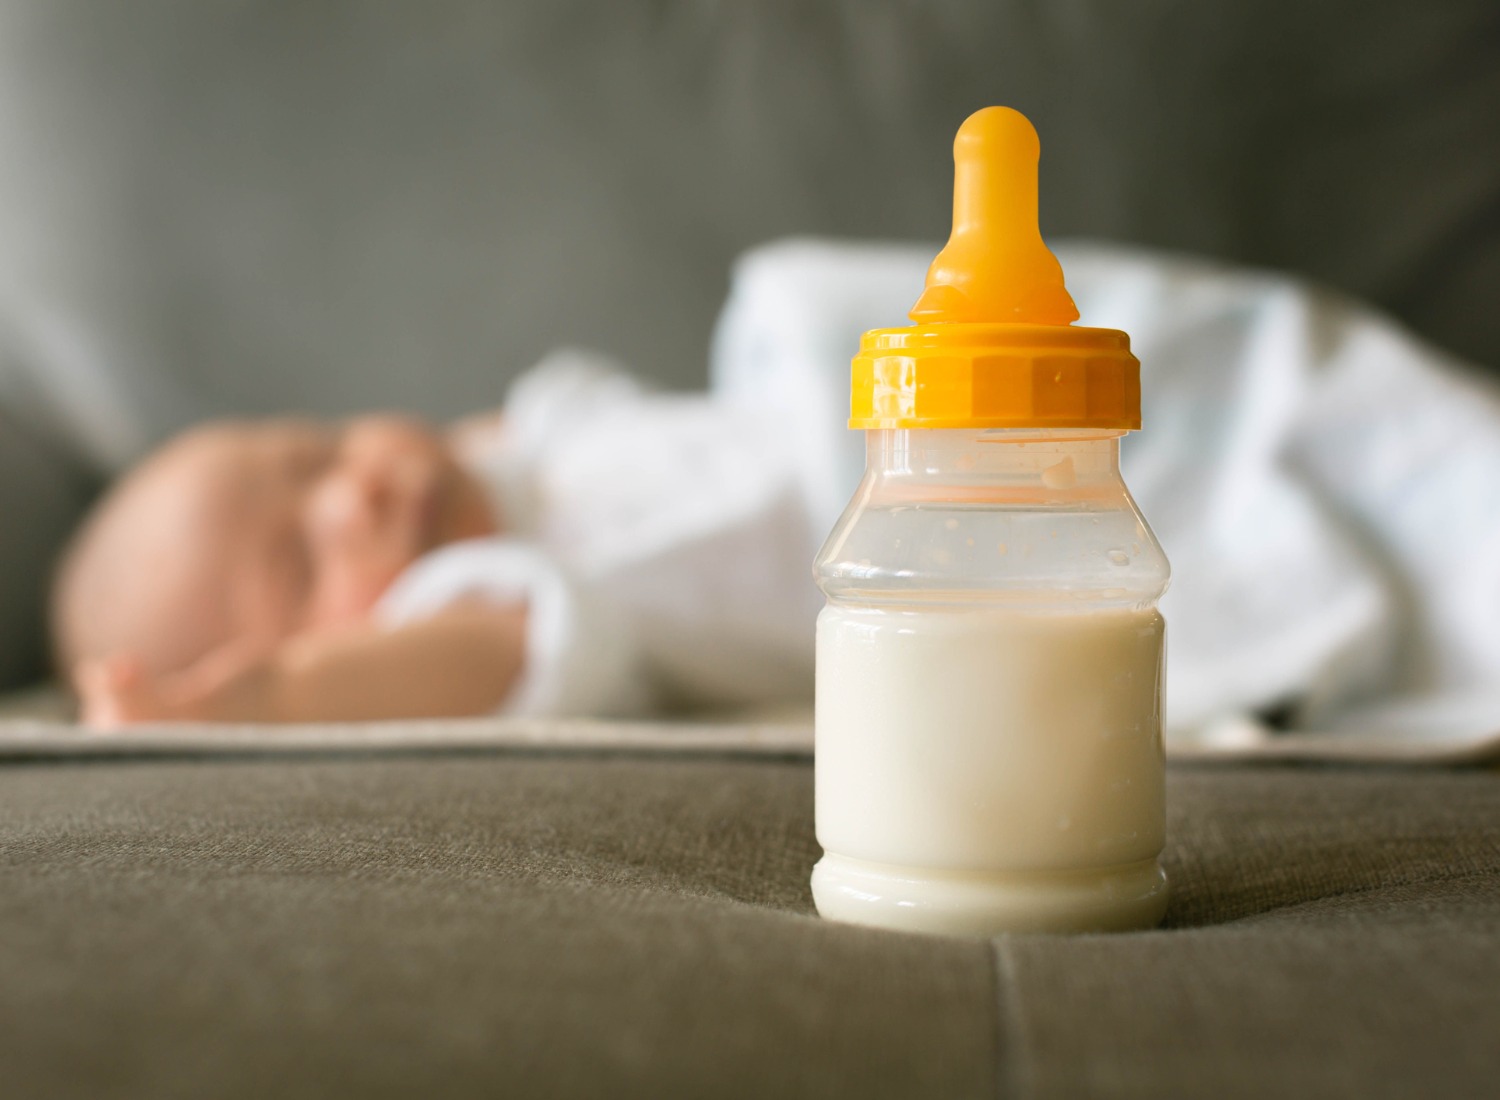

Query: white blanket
<box><xmin>713</xmin><ymin>239</ymin><xmax>1500</xmax><ymax>757</ymax></box>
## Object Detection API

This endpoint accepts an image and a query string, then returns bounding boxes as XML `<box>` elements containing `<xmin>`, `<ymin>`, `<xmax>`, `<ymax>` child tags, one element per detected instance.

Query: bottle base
<box><xmin>811</xmin><ymin>853</ymin><xmax>1169</xmax><ymax>936</ymax></box>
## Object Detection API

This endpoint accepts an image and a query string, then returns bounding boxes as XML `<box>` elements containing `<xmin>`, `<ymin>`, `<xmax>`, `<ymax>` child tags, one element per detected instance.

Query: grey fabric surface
<box><xmin>0</xmin><ymin>410</ymin><xmax>97</xmax><ymax>687</ymax></box>
<box><xmin>0</xmin><ymin>0</ymin><xmax>1494</xmax><ymax>454</ymax></box>
<box><xmin>1</xmin><ymin>753</ymin><xmax>1497</xmax><ymax>1098</ymax></box>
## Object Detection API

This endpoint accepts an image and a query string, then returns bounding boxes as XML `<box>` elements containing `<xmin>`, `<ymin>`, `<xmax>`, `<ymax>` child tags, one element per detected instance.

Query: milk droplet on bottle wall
<box><xmin>811</xmin><ymin>107</ymin><xmax>1171</xmax><ymax>936</ymax></box>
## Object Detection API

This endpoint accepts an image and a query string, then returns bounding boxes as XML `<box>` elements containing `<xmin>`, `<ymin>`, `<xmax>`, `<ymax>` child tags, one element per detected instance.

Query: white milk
<box><xmin>812</xmin><ymin>602</ymin><xmax>1167</xmax><ymax>935</ymax></box>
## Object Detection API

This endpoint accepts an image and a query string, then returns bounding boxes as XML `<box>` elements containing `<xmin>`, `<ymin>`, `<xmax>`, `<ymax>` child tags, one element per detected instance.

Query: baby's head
<box><xmin>53</xmin><ymin>414</ymin><xmax>495</xmax><ymax>680</ymax></box>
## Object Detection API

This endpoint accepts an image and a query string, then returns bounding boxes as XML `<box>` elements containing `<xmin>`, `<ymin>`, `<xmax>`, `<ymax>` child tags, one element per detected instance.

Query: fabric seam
<box><xmin>991</xmin><ymin>937</ymin><xmax>1032</xmax><ymax>1100</ymax></box>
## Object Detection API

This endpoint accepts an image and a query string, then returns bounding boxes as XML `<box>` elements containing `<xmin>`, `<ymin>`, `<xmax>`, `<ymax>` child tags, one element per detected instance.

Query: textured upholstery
<box><xmin>1</xmin><ymin>749</ymin><xmax>1496</xmax><ymax>1098</ymax></box>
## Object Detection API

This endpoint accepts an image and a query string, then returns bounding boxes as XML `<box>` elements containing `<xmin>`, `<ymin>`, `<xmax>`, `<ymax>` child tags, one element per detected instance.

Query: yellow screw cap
<box><xmin>850</xmin><ymin>107</ymin><xmax>1140</xmax><ymax>431</ymax></box>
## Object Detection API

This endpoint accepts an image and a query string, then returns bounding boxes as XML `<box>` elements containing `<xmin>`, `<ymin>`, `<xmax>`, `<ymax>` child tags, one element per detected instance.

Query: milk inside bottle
<box><xmin>811</xmin><ymin>106</ymin><xmax>1171</xmax><ymax>936</ymax></box>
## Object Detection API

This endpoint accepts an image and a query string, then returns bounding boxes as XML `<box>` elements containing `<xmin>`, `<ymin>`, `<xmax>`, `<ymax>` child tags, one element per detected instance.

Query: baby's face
<box><xmin>76</xmin><ymin>414</ymin><xmax>497</xmax><ymax>671</ymax></box>
<box><xmin>214</xmin><ymin>415</ymin><xmax>496</xmax><ymax>637</ymax></box>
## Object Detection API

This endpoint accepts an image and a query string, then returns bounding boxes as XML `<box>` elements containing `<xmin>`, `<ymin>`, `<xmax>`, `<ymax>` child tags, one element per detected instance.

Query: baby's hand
<box><xmin>77</xmin><ymin>605</ymin><xmax>528</xmax><ymax>726</ymax></box>
<box><xmin>76</xmin><ymin>644</ymin><xmax>277</xmax><ymax>727</ymax></box>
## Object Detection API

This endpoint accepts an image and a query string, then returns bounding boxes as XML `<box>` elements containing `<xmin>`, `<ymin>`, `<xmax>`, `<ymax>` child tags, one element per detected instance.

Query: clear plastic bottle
<box><xmin>810</xmin><ymin>108</ymin><xmax>1171</xmax><ymax>936</ymax></box>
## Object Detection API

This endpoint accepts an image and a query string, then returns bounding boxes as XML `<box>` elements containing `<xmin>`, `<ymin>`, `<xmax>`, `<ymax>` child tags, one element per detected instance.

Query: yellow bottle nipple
<box><xmin>909</xmin><ymin>107</ymin><xmax>1079</xmax><ymax>326</ymax></box>
<box><xmin>848</xmin><ymin>106</ymin><xmax>1137</xmax><ymax>430</ymax></box>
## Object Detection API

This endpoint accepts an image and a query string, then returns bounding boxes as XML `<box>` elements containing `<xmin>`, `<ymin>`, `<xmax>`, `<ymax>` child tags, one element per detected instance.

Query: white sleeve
<box><xmin>374</xmin><ymin>539</ymin><xmax>649</xmax><ymax>719</ymax></box>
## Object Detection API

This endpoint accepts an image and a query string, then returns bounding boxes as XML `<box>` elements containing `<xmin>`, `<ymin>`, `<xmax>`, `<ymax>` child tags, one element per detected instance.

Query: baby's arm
<box><xmin>77</xmin><ymin>602</ymin><xmax>528</xmax><ymax>726</ymax></box>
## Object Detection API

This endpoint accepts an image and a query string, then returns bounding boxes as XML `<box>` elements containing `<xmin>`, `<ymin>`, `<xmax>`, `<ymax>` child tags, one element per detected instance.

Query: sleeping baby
<box><xmin>60</xmin><ymin>238</ymin><xmax>1497</xmax><ymax>737</ymax></box>
<box><xmin>54</xmin><ymin>350</ymin><xmax>822</xmax><ymax>726</ymax></box>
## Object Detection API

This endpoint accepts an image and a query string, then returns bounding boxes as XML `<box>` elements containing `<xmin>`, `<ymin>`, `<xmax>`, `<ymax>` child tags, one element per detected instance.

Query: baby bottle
<box><xmin>811</xmin><ymin>106</ymin><xmax>1171</xmax><ymax>936</ymax></box>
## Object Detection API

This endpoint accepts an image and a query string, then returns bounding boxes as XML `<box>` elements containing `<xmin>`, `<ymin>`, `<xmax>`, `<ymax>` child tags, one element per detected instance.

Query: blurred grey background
<box><xmin>1</xmin><ymin>0</ymin><xmax>1497</xmax><ymax>686</ymax></box>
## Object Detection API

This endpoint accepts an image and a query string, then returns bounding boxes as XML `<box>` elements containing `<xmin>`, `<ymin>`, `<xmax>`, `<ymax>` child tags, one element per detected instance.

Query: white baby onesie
<box><xmin>376</xmin><ymin>349</ymin><xmax>822</xmax><ymax>717</ymax></box>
